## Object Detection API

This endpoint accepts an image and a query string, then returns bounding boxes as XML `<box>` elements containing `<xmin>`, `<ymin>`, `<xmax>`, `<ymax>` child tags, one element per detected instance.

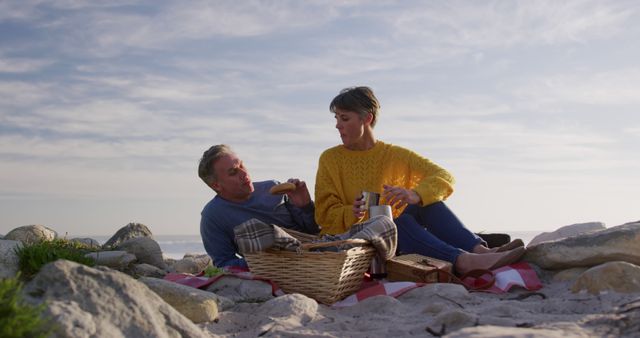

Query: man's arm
<box><xmin>200</xmin><ymin>214</ymin><xmax>248</xmax><ymax>268</ymax></box>
<box><xmin>285</xmin><ymin>199</ymin><xmax>321</xmax><ymax>234</ymax></box>
<box><xmin>284</xmin><ymin>178</ymin><xmax>321</xmax><ymax>234</ymax></box>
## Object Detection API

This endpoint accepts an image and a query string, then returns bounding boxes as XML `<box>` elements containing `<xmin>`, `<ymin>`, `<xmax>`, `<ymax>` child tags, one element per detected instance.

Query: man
<box><xmin>198</xmin><ymin>144</ymin><xmax>320</xmax><ymax>268</ymax></box>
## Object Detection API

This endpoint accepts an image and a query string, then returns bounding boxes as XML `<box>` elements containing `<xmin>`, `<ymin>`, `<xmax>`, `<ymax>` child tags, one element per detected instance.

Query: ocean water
<box><xmin>92</xmin><ymin>235</ymin><xmax>206</xmax><ymax>259</ymax></box>
<box><xmin>481</xmin><ymin>230</ymin><xmax>541</xmax><ymax>247</ymax></box>
<box><xmin>507</xmin><ymin>231</ymin><xmax>541</xmax><ymax>246</ymax></box>
<box><xmin>92</xmin><ymin>230</ymin><xmax>542</xmax><ymax>260</ymax></box>
<box><xmin>151</xmin><ymin>235</ymin><xmax>207</xmax><ymax>259</ymax></box>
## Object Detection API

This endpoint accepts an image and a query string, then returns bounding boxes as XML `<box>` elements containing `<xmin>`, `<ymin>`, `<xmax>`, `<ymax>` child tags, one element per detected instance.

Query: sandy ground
<box><xmin>199</xmin><ymin>268</ymin><xmax>640</xmax><ymax>337</ymax></box>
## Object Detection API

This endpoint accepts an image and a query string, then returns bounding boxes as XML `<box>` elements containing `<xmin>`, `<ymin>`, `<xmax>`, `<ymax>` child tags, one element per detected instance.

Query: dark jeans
<box><xmin>394</xmin><ymin>202</ymin><xmax>484</xmax><ymax>264</ymax></box>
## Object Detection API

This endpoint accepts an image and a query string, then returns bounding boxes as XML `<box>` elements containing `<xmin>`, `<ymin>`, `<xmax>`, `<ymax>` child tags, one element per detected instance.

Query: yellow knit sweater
<box><xmin>314</xmin><ymin>141</ymin><xmax>455</xmax><ymax>234</ymax></box>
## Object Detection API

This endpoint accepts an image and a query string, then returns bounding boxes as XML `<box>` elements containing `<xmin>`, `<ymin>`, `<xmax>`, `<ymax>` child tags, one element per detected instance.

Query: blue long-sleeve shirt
<box><xmin>200</xmin><ymin>180</ymin><xmax>320</xmax><ymax>268</ymax></box>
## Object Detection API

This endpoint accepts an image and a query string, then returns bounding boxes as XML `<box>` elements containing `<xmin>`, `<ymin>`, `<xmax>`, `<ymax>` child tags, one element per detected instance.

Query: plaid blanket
<box><xmin>234</xmin><ymin>215</ymin><xmax>397</xmax><ymax>261</ymax></box>
<box><xmin>165</xmin><ymin>262</ymin><xmax>542</xmax><ymax>307</ymax></box>
<box><xmin>347</xmin><ymin>215</ymin><xmax>397</xmax><ymax>261</ymax></box>
<box><xmin>234</xmin><ymin>218</ymin><xmax>301</xmax><ymax>253</ymax></box>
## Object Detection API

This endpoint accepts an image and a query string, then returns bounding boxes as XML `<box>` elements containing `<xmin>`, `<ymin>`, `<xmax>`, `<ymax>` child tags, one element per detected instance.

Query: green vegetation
<box><xmin>0</xmin><ymin>277</ymin><xmax>52</xmax><ymax>338</ymax></box>
<box><xmin>15</xmin><ymin>239</ymin><xmax>96</xmax><ymax>279</ymax></box>
<box><xmin>203</xmin><ymin>266</ymin><xmax>224</xmax><ymax>277</ymax></box>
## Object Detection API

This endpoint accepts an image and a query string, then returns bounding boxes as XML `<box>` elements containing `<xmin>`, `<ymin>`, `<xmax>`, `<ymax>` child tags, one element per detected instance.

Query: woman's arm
<box><xmin>405</xmin><ymin>148</ymin><xmax>455</xmax><ymax>206</ymax></box>
<box><xmin>314</xmin><ymin>153</ymin><xmax>360</xmax><ymax>234</ymax></box>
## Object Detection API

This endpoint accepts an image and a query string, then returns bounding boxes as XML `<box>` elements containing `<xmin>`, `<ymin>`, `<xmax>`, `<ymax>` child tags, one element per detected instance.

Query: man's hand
<box><xmin>383</xmin><ymin>184</ymin><xmax>421</xmax><ymax>209</ymax></box>
<box><xmin>286</xmin><ymin>178</ymin><xmax>312</xmax><ymax>208</ymax></box>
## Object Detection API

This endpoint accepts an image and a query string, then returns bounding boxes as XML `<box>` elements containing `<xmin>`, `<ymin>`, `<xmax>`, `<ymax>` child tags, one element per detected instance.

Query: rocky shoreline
<box><xmin>1</xmin><ymin>220</ymin><xmax>640</xmax><ymax>337</ymax></box>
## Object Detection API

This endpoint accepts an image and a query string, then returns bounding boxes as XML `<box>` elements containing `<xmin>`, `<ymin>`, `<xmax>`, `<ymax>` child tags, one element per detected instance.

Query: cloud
<box><xmin>0</xmin><ymin>81</ymin><xmax>53</xmax><ymax>107</ymax></box>
<box><xmin>385</xmin><ymin>95</ymin><xmax>513</xmax><ymax>118</ymax></box>
<box><xmin>75</xmin><ymin>74</ymin><xmax>226</xmax><ymax>103</ymax></box>
<box><xmin>220</xmin><ymin>1</ymin><xmax>640</xmax><ymax>84</ymax></box>
<box><xmin>0</xmin><ymin>57</ymin><xmax>52</xmax><ymax>73</ymax></box>
<box><xmin>511</xmin><ymin>68</ymin><xmax>640</xmax><ymax>106</ymax></box>
<box><xmin>1</xmin><ymin>1</ymin><xmax>639</xmax><ymax>235</ymax></box>
<box><xmin>623</xmin><ymin>126</ymin><xmax>640</xmax><ymax>135</ymax></box>
<box><xmin>3</xmin><ymin>1</ymin><xmax>347</xmax><ymax>57</ymax></box>
<box><xmin>383</xmin><ymin>1</ymin><xmax>637</xmax><ymax>48</ymax></box>
<box><xmin>0</xmin><ymin>1</ymin><xmax>37</xmax><ymax>21</ymax></box>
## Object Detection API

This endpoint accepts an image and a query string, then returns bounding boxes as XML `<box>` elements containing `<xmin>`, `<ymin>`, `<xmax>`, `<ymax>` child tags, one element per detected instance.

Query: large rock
<box><xmin>171</xmin><ymin>254</ymin><xmax>212</xmax><ymax>274</ymax></box>
<box><xmin>4</xmin><ymin>224</ymin><xmax>57</xmax><ymax>245</ymax></box>
<box><xmin>427</xmin><ymin>309</ymin><xmax>478</xmax><ymax>334</ymax></box>
<box><xmin>103</xmin><ymin>222</ymin><xmax>153</xmax><ymax>248</ymax></box>
<box><xmin>528</xmin><ymin>222</ymin><xmax>606</xmax><ymax>247</ymax></box>
<box><xmin>115</xmin><ymin>236</ymin><xmax>166</xmax><ymax>269</ymax></box>
<box><xmin>203</xmin><ymin>293</ymin><xmax>318</xmax><ymax>337</ymax></box>
<box><xmin>132</xmin><ymin>263</ymin><xmax>168</xmax><ymax>278</ymax></box>
<box><xmin>70</xmin><ymin>237</ymin><xmax>101</xmax><ymax>249</ymax></box>
<box><xmin>446</xmin><ymin>324</ymin><xmax>597</xmax><ymax>337</ymax></box>
<box><xmin>585</xmin><ymin>296</ymin><xmax>640</xmax><ymax>336</ymax></box>
<box><xmin>524</xmin><ymin>222</ymin><xmax>640</xmax><ymax>270</ymax></box>
<box><xmin>24</xmin><ymin>260</ymin><xmax>211</xmax><ymax>338</ymax></box>
<box><xmin>85</xmin><ymin>251</ymin><xmax>137</xmax><ymax>270</ymax></box>
<box><xmin>552</xmin><ymin>267</ymin><xmax>588</xmax><ymax>282</ymax></box>
<box><xmin>571</xmin><ymin>261</ymin><xmax>640</xmax><ymax>294</ymax></box>
<box><xmin>140</xmin><ymin>277</ymin><xmax>219</xmax><ymax>323</ymax></box>
<box><xmin>0</xmin><ymin>240</ymin><xmax>22</xmax><ymax>279</ymax></box>
<box><xmin>257</xmin><ymin>293</ymin><xmax>318</xmax><ymax>324</ymax></box>
<box><xmin>205</xmin><ymin>275</ymin><xmax>274</xmax><ymax>303</ymax></box>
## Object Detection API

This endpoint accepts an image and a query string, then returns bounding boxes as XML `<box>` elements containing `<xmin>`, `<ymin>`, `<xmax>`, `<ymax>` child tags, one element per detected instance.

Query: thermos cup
<box><xmin>368</xmin><ymin>205</ymin><xmax>392</xmax><ymax>219</ymax></box>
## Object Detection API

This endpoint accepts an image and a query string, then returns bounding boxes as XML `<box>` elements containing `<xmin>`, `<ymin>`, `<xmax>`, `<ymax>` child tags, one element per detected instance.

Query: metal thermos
<box><xmin>370</xmin><ymin>255</ymin><xmax>387</xmax><ymax>279</ymax></box>
<box><xmin>360</xmin><ymin>191</ymin><xmax>388</xmax><ymax>279</ymax></box>
<box><xmin>360</xmin><ymin>191</ymin><xmax>380</xmax><ymax>211</ymax></box>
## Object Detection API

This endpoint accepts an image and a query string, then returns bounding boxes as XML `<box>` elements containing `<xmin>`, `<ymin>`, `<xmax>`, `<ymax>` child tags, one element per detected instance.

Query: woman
<box><xmin>314</xmin><ymin>86</ymin><xmax>524</xmax><ymax>275</ymax></box>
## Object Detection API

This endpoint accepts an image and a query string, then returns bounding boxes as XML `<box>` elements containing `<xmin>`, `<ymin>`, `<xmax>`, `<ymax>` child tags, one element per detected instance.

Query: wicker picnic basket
<box><xmin>243</xmin><ymin>228</ymin><xmax>376</xmax><ymax>304</ymax></box>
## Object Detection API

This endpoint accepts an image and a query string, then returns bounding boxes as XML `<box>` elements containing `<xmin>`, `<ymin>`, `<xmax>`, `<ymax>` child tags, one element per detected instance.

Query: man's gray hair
<box><xmin>198</xmin><ymin>144</ymin><xmax>233</xmax><ymax>187</ymax></box>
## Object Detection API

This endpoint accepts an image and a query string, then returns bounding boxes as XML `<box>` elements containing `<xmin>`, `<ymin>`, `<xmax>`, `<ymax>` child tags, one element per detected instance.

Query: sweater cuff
<box><xmin>300</xmin><ymin>201</ymin><xmax>315</xmax><ymax>214</ymax></box>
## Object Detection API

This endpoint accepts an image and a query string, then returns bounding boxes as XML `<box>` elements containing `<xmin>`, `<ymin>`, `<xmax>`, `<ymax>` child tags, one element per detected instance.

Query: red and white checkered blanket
<box><xmin>334</xmin><ymin>261</ymin><xmax>542</xmax><ymax>307</ymax></box>
<box><xmin>164</xmin><ymin>266</ymin><xmax>286</xmax><ymax>297</ymax></box>
<box><xmin>164</xmin><ymin>262</ymin><xmax>542</xmax><ymax>307</ymax></box>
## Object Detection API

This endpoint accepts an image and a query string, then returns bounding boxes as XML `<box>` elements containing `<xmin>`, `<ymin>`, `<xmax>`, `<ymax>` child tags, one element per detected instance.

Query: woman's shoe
<box><xmin>455</xmin><ymin>246</ymin><xmax>526</xmax><ymax>275</ymax></box>
<box><xmin>488</xmin><ymin>246</ymin><xmax>526</xmax><ymax>269</ymax></box>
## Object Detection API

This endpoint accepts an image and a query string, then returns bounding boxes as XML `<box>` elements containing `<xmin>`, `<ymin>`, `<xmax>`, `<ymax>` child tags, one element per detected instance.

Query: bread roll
<box><xmin>269</xmin><ymin>182</ymin><xmax>296</xmax><ymax>194</ymax></box>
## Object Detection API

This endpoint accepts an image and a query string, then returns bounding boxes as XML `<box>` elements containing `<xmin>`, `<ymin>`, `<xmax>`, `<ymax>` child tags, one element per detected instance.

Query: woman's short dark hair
<box><xmin>330</xmin><ymin>86</ymin><xmax>380</xmax><ymax>127</ymax></box>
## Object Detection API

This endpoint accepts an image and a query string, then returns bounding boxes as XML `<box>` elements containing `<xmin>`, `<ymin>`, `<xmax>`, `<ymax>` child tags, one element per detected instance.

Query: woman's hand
<box><xmin>352</xmin><ymin>193</ymin><xmax>366</xmax><ymax>219</ymax></box>
<box><xmin>383</xmin><ymin>185</ymin><xmax>421</xmax><ymax>208</ymax></box>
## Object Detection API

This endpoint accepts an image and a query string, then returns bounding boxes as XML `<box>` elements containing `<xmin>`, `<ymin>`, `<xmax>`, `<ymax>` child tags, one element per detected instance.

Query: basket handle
<box><xmin>300</xmin><ymin>238</ymin><xmax>369</xmax><ymax>250</ymax></box>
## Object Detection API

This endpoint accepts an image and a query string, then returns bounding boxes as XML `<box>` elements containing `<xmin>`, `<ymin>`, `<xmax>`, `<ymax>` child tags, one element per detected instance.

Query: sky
<box><xmin>1</xmin><ymin>0</ymin><xmax>639</xmax><ymax>237</ymax></box>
